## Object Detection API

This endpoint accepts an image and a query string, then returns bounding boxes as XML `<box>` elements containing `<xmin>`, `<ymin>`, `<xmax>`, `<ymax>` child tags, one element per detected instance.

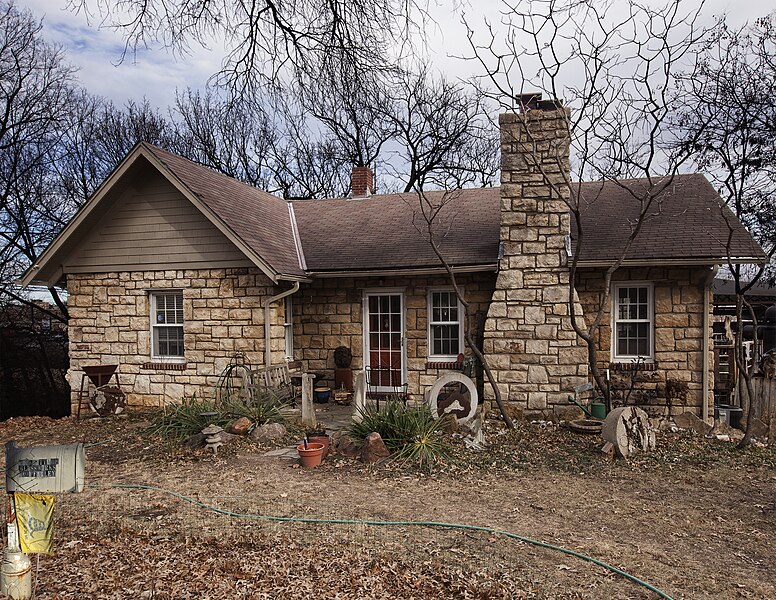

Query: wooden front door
<box><xmin>364</xmin><ymin>292</ymin><xmax>405</xmax><ymax>392</ymax></box>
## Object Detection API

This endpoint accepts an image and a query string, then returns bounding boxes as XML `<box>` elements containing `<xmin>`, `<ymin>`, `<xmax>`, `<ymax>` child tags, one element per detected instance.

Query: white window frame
<box><xmin>362</xmin><ymin>288</ymin><xmax>407</xmax><ymax>393</ymax></box>
<box><xmin>427</xmin><ymin>287</ymin><xmax>464</xmax><ymax>361</ymax></box>
<box><xmin>284</xmin><ymin>296</ymin><xmax>294</xmax><ymax>360</ymax></box>
<box><xmin>149</xmin><ymin>290</ymin><xmax>185</xmax><ymax>362</ymax></box>
<box><xmin>611</xmin><ymin>282</ymin><xmax>654</xmax><ymax>362</ymax></box>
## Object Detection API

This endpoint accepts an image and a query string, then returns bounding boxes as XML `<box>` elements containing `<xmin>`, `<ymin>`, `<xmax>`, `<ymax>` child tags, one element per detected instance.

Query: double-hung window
<box><xmin>428</xmin><ymin>289</ymin><xmax>464</xmax><ymax>360</ymax></box>
<box><xmin>612</xmin><ymin>283</ymin><xmax>653</xmax><ymax>361</ymax></box>
<box><xmin>151</xmin><ymin>291</ymin><xmax>184</xmax><ymax>360</ymax></box>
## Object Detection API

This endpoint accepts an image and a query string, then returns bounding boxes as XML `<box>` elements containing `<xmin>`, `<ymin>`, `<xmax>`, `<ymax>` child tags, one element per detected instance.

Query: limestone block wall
<box><xmin>67</xmin><ymin>267</ymin><xmax>284</xmax><ymax>409</ymax></box>
<box><xmin>576</xmin><ymin>267</ymin><xmax>714</xmax><ymax>417</ymax></box>
<box><xmin>482</xmin><ymin>108</ymin><xmax>588</xmax><ymax>413</ymax></box>
<box><xmin>292</xmin><ymin>272</ymin><xmax>495</xmax><ymax>395</ymax></box>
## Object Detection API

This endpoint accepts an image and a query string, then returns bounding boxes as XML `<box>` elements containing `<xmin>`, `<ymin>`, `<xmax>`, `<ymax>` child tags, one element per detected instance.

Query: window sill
<box><xmin>142</xmin><ymin>361</ymin><xmax>188</xmax><ymax>371</ymax></box>
<box><xmin>425</xmin><ymin>360</ymin><xmax>463</xmax><ymax>370</ymax></box>
<box><xmin>610</xmin><ymin>361</ymin><xmax>657</xmax><ymax>372</ymax></box>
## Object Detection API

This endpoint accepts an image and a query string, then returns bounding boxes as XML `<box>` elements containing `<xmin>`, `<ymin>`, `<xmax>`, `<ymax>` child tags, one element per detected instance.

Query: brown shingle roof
<box><xmin>142</xmin><ymin>143</ymin><xmax>305</xmax><ymax>278</ymax></box>
<box><xmin>292</xmin><ymin>174</ymin><xmax>763</xmax><ymax>272</ymax></box>
<box><xmin>291</xmin><ymin>189</ymin><xmax>501</xmax><ymax>272</ymax></box>
<box><xmin>571</xmin><ymin>175</ymin><xmax>765</xmax><ymax>264</ymax></box>
<box><xmin>114</xmin><ymin>145</ymin><xmax>771</xmax><ymax>274</ymax></box>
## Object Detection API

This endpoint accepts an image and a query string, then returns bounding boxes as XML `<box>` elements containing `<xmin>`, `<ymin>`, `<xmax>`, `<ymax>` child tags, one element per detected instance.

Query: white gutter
<box><xmin>262</xmin><ymin>281</ymin><xmax>300</xmax><ymax>367</ymax></box>
<box><xmin>703</xmin><ymin>265</ymin><xmax>719</xmax><ymax>423</ymax></box>
<box><xmin>576</xmin><ymin>258</ymin><xmax>763</xmax><ymax>268</ymax></box>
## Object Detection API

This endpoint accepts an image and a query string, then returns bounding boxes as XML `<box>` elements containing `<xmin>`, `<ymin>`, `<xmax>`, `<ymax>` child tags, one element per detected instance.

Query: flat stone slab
<box><xmin>262</xmin><ymin>447</ymin><xmax>298</xmax><ymax>459</ymax></box>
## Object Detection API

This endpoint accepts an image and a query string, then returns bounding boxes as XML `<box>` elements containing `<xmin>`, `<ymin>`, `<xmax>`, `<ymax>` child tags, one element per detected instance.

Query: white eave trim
<box><xmin>308</xmin><ymin>263</ymin><xmax>499</xmax><ymax>278</ymax></box>
<box><xmin>287</xmin><ymin>202</ymin><xmax>307</xmax><ymax>271</ymax></box>
<box><xmin>575</xmin><ymin>257</ymin><xmax>765</xmax><ymax>268</ymax></box>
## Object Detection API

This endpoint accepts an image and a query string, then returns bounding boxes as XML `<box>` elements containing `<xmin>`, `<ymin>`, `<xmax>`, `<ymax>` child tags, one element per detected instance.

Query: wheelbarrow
<box><xmin>567</xmin><ymin>382</ymin><xmax>607</xmax><ymax>420</ymax></box>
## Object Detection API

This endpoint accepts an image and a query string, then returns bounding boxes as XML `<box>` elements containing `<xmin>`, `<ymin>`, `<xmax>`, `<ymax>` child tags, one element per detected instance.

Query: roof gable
<box><xmin>21</xmin><ymin>143</ymin><xmax>305</xmax><ymax>286</ymax></box>
<box><xmin>62</xmin><ymin>167</ymin><xmax>253</xmax><ymax>273</ymax></box>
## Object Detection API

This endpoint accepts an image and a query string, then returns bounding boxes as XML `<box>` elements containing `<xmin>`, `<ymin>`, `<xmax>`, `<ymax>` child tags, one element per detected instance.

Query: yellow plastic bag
<box><xmin>14</xmin><ymin>493</ymin><xmax>55</xmax><ymax>554</ymax></box>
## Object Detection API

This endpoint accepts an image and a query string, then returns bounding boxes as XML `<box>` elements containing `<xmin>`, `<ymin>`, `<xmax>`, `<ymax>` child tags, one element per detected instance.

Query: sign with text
<box><xmin>5</xmin><ymin>442</ymin><xmax>85</xmax><ymax>493</ymax></box>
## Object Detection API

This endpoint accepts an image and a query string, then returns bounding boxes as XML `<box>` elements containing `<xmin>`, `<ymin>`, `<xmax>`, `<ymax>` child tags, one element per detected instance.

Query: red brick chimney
<box><xmin>351</xmin><ymin>166</ymin><xmax>373</xmax><ymax>198</ymax></box>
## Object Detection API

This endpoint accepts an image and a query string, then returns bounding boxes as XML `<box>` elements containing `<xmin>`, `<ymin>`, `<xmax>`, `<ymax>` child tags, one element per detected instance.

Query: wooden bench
<box><xmin>244</xmin><ymin>362</ymin><xmax>300</xmax><ymax>404</ymax></box>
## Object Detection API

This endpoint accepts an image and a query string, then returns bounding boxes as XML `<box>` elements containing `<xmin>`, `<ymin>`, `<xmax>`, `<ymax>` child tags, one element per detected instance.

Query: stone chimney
<box><xmin>483</xmin><ymin>96</ymin><xmax>588</xmax><ymax>415</ymax></box>
<box><xmin>351</xmin><ymin>166</ymin><xmax>373</xmax><ymax>198</ymax></box>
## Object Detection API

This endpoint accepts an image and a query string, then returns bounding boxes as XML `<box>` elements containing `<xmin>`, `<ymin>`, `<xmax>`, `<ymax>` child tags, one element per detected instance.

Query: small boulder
<box><xmin>441</xmin><ymin>415</ymin><xmax>459</xmax><ymax>434</ymax></box>
<box><xmin>227</xmin><ymin>417</ymin><xmax>253</xmax><ymax>436</ymax></box>
<box><xmin>250</xmin><ymin>422</ymin><xmax>287</xmax><ymax>442</ymax></box>
<box><xmin>358</xmin><ymin>432</ymin><xmax>389</xmax><ymax>464</ymax></box>
<box><xmin>673</xmin><ymin>411</ymin><xmax>712</xmax><ymax>435</ymax></box>
<box><xmin>334</xmin><ymin>433</ymin><xmax>362</xmax><ymax>458</ymax></box>
<box><xmin>552</xmin><ymin>405</ymin><xmax>584</xmax><ymax>423</ymax></box>
<box><xmin>712</xmin><ymin>420</ymin><xmax>745</xmax><ymax>442</ymax></box>
<box><xmin>747</xmin><ymin>418</ymin><xmax>769</xmax><ymax>439</ymax></box>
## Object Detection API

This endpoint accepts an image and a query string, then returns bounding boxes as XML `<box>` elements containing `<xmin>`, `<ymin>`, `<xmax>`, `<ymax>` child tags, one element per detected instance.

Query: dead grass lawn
<box><xmin>1</xmin><ymin>414</ymin><xmax>774</xmax><ymax>599</ymax></box>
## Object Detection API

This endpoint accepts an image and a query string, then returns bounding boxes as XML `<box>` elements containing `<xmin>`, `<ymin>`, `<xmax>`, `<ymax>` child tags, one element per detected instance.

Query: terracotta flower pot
<box><xmin>297</xmin><ymin>442</ymin><xmax>325</xmax><ymax>468</ymax></box>
<box><xmin>307</xmin><ymin>434</ymin><xmax>330</xmax><ymax>458</ymax></box>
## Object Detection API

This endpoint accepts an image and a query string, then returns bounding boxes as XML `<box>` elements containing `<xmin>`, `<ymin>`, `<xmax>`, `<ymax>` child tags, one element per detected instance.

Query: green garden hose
<box><xmin>110</xmin><ymin>483</ymin><xmax>674</xmax><ymax>599</ymax></box>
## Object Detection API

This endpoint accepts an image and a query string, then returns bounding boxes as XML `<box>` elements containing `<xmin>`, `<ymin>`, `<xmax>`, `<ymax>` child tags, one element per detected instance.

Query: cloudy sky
<box><xmin>22</xmin><ymin>0</ymin><xmax>773</xmax><ymax>110</ymax></box>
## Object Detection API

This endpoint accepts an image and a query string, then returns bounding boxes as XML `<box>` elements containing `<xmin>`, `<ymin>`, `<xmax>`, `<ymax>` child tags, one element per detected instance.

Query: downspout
<box><xmin>262</xmin><ymin>281</ymin><xmax>300</xmax><ymax>366</ymax></box>
<box><xmin>702</xmin><ymin>266</ymin><xmax>719</xmax><ymax>423</ymax></box>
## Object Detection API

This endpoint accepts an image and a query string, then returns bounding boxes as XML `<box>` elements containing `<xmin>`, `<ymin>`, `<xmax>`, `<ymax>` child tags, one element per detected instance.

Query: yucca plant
<box><xmin>394</xmin><ymin>412</ymin><xmax>451</xmax><ymax>470</ymax></box>
<box><xmin>147</xmin><ymin>395</ymin><xmax>230</xmax><ymax>440</ymax></box>
<box><xmin>221</xmin><ymin>394</ymin><xmax>287</xmax><ymax>427</ymax></box>
<box><xmin>349</xmin><ymin>402</ymin><xmax>449</xmax><ymax>467</ymax></box>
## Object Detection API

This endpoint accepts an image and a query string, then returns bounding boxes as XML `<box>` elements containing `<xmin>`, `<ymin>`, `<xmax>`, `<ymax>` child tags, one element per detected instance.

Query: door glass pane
<box><xmin>367</xmin><ymin>294</ymin><xmax>403</xmax><ymax>388</ymax></box>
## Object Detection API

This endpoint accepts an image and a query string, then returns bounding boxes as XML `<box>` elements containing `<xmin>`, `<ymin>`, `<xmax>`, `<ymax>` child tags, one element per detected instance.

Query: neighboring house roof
<box><xmin>20</xmin><ymin>144</ymin><xmax>765</xmax><ymax>286</ymax></box>
<box><xmin>713</xmin><ymin>277</ymin><xmax>776</xmax><ymax>300</ymax></box>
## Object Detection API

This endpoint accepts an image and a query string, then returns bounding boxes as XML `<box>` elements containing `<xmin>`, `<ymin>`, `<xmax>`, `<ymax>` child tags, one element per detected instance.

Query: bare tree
<box><xmin>676</xmin><ymin>14</ymin><xmax>776</xmax><ymax>445</ymax></box>
<box><xmin>67</xmin><ymin>0</ymin><xmax>430</xmax><ymax>93</ymax></box>
<box><xmin>0</xmin><ymin>0</ymin><xmax>78</xmax><ymax>317</ymax></box>
<box><xmin>410</xmin><ymin>188</ymin><xmax>515</xmax><ymax>428</ymax></box>
<box><xmin>173</xmin><ymin>88</ymin><xmax>276</xmax><ymax>189</ymax></box>
<box><xmin>465</xmin><ymin>0</ymin><xmax>718</xmax><ymax>410</ymax></box>
<box><xmin>266</xmin><ymin>101</ymin><xmax>352</xmax><ymax>199</ymax></box>
<box><xmin>387</xmin><ymin>64</ymin><xmax>498</xmax><ymax>192</ymax></box>
<box><xmin>295</xmin><ymin>58</ymin><xmax>397</xmax><ymax>177</ymax></box>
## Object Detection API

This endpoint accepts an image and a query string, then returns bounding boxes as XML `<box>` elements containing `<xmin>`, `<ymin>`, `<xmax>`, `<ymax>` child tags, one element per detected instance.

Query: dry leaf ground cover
<box><xmin>1</xmin><ymin>413</ymin><xmax>775</xmax><ymax>599</ymax></box>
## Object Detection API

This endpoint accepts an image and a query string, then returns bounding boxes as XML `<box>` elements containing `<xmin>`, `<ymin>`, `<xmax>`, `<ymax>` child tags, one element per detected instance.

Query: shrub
<box><xmin>148</xmin><ymin>391</ymin><xmax>287</xmax><ymax>441</ymax></box>
<box><xmin>221</xmin><ymin>395</ymin><xmax>286</xmax><ymax>428</ymax></box>
<box><xmin>147</xmin><ymin>395</ymin><xmax>230</xmax><ymax>440</ymax></box>
<box><xmin>349</xmin><ymin>402</ymin><xmax>449</xmax><ymax>467</ymax></box>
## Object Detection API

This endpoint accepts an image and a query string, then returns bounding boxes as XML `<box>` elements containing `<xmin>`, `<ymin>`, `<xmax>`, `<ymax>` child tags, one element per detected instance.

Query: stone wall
<box><xmin>67</xmin><ymin>267</ymin><xmax>284</xmax><ymax>409</ymax></box>
<box><xmin>292</xmin><ymin>273</ymin><xmax>495</xmax><ymax>395</ymax></box>
<box><xmin>482</xmin><ymin>107</ymin><xmax>588</xmax><ymax>413</ymax></box>
<box><xmin>575</xmin><ymin>266</ymin><xmax>714</xmax><ymax>417</ymax></box>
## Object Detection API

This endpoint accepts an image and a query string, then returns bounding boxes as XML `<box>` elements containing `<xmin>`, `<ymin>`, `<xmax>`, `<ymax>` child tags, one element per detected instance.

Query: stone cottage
<box><xmin>21</xmin><ymin>99</ymin><xmax>764</xmax><ymax>420</ymax></box>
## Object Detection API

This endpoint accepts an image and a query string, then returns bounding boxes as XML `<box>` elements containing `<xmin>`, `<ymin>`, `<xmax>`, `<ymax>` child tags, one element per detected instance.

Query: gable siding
<box><xmin>64</xmin><ymin>172</ymin><xmax>252</xmax><ymax>273</ymax></box>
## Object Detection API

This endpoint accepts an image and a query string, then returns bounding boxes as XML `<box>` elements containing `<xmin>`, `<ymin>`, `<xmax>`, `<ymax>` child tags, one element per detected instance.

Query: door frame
<box><xmin>362</xmin><ymin>288</ymin><xmax>407</xmax><ymax>393</ymax></box>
